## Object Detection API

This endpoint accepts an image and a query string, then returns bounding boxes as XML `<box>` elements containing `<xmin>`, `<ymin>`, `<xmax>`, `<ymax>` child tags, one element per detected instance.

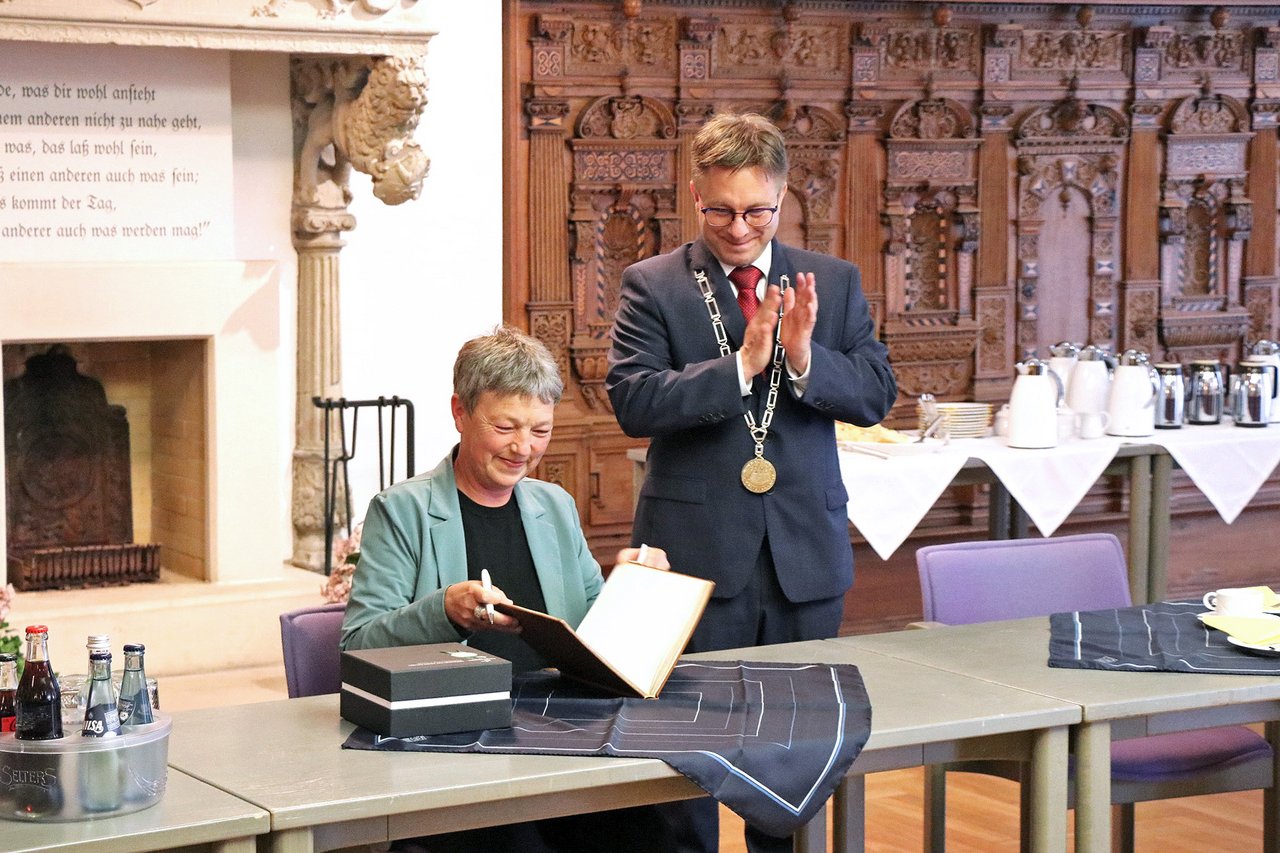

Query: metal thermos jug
<box><xmin>1154</xmin><ymin>363</ymin><xmax>1184</xmax><ymax>429</ymax></box>
<box><xmin>1247</xmin><ymin>340</ymin><xmax>1280</xmax><ymax>423</ymax></box>
<box><xmin>1186</xmin><ymin>359</ymin><xmax>1227</xmax><ymax>424</ymax></box>
<box><xmin>1232</xmin><ymin>360</ymin><xmax>1278</xmax><ymax>427</ymax></box>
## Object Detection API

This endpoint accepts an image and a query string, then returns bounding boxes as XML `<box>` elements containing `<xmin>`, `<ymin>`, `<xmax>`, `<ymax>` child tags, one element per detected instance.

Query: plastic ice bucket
<box><xmin>0</xmin><ymin>715</ymin><xmax>170</xmax><ymax>821</ymax></box>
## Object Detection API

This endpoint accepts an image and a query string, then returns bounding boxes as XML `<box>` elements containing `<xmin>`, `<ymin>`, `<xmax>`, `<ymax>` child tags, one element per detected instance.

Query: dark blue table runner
<box><xmin>1049</xmin><ymin>599</ymin><xmax>1280</xmax><ymax>675</ymax></box>
<box><xmin>343</xmin><ymin>659</ymin><xmax>871</xmax><ymax>838</ymax></box>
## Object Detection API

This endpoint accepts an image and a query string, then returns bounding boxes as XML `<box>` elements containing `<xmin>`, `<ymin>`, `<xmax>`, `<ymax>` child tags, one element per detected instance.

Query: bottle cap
<box><xmin>86</xmin><ymin>634</ymin><xmax>111</xmax><ymax>650</ymax></box>
<box><xmin>123</xmin><ymin>643</ymin><xmax>145</xmax><ymax>653</ymax></box>
<box><xmin>89</xmin><ymin>649</ymin><xmax>111</xmax><ymax>662</ymax></box>
<box><xmin>0</xmin><ymin>653</ymin><xmax>15</xmax><ymax>662</ymax></box>
<box><xmin>24</xmin><ymin>625</ymin><xmax>48</xmax><ymax>635</ymax></box>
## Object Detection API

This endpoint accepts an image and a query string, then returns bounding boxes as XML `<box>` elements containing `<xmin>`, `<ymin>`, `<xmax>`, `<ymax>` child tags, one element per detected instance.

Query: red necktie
<box><xmin>730</xmin><ymin>265</ymin><xmax>762</xmax><ymax>322</ymax></box>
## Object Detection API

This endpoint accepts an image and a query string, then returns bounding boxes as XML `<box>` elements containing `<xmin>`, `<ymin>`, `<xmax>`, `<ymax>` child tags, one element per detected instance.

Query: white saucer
<box><xmin>1226</xmin><ymin>635</ymin><xmax>1280</xmax><ymax>655</ymax></box>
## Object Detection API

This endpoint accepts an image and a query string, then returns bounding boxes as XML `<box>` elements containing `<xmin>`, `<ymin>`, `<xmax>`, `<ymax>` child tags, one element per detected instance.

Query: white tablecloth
<box><xmin>839</xmin><ymin>422</ymin><xmax>1280</xmax><ymax>560</ymax></box>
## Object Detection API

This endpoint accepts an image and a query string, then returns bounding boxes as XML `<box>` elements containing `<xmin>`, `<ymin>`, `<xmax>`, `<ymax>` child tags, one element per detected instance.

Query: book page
<box><xmin>575</xmin><ymin>563</ymin><xmax>713</xmax><ymax>695</ymax></box>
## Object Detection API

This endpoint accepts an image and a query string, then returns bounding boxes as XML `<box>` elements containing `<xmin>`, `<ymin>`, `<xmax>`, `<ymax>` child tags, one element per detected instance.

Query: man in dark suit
<box><xmin>606</xmin><ymin>112</ymin><xmax>896</xmax><ymax>853</ymax></box>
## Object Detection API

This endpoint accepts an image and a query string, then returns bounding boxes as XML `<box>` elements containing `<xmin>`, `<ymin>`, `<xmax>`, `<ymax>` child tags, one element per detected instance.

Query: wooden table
<box><xmin>627</xmin><ymin>444</ymin><xmax>1162</xmax><ymax>601</ymax></box>
<box><xmin>167</xmin><ymin>642</ymin><xmax>1078</xmax><ymax>853</ymax></box>
<box><xmin>0</xmin><ymin>768</ymin><xmax>268</xmax><ymax>853</ymax></box>
<box><xmin>837</xmin><ymin>619</ymin><xmax>1280</xmax><ymax>853</ymax></box>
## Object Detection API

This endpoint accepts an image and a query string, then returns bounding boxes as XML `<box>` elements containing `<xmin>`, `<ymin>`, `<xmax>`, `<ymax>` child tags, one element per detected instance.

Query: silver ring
<box><xmin>473</xmin><ymin>605</ymin><xmax>486</xmax><ymax>621</ymax></box>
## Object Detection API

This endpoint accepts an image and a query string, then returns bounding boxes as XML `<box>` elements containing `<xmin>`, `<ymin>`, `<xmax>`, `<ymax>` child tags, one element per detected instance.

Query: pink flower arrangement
<box><xmin>320</xmin><ymin>523</ymin><xmax>362</xmax><ymax>604</ymax></box>
<box><xmin>0</xmin><ymin>582</ymin><xmax>19</xmax><ymax>659</ymax></box>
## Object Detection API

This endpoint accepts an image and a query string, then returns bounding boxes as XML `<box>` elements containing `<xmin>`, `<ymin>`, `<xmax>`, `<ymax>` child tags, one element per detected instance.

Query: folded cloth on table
<box><xmin>1199</xmin><ymin>613</ymin><xmax>1280</xmax><ymax>646</ymax></box>
<box><xmin>1048</xmin><ymin>600</ymin><xmax>1280</xmax><ymax>675</ymax></box>
<box><xmin>342</xmin><ymin>660</ymin><xmax>872</xmax><ymax>839</ymax></box>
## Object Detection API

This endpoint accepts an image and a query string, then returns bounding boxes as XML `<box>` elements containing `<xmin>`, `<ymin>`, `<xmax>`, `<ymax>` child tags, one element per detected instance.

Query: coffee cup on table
<box><xmin>1202</xmin><ymin>586</ymin><xmax>1269</xmax><ymax>615</ymax></box>
<box><xmin>1075</xmin><ymin>411</ymin><xmax>1110</xmax><ymax>440</ymax></box>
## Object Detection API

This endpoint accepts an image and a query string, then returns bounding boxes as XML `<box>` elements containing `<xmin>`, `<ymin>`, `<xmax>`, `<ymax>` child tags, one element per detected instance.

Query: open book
<box><xmin>494</xmin><ymin>561</ymin><xmax>714</xmax><ymax>698</ymax></box>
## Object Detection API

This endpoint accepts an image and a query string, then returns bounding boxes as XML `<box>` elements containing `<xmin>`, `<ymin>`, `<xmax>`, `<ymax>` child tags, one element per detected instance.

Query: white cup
<box><xmin>1202</xmin><ymin>586</ymin><xmax>1268</xmax><ymax>615</ymax></box>
<box><xmin>1057</xmin><ymin>407</ymin><xmax>1077</xmax><ymax>441</ymax></box>
<box><xmin>1075</xmin><ymin>410</ymin><xmax>1111</xmax><ymax>440</ymax></box>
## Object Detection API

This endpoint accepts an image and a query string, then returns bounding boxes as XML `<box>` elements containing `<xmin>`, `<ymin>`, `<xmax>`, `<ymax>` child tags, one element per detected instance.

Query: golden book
<box><xmin>494</xmin><ymin>561</ymin><xmax>714</xmax><ymax>698</ymax></box>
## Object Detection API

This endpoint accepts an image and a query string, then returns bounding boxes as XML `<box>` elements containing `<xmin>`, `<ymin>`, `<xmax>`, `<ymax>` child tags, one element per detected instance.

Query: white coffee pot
<box><xmin>1048</xmin><ymin>341</ymin><xmax>1081</xmax><ymax>402</ymax></box>
<box><xmin>1008</xmin><ymin>358</ymin><xmax>1064</xmax><ymax>448</ymax></box>
<box><xmin>1066</xmin><ymin>345</ymin><xmax>1112</xmax><ymax>415</ymax></box>
<box><xmin>1106</xmin><ymin>349</ymin><xmax>1159</xmax><ymax>436</ymax></box>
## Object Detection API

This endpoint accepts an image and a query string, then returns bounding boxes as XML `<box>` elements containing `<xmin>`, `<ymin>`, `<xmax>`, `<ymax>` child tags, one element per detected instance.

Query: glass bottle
<box><xmin>79</xmin><ymin>648</ymin><xmax>123</xmax><ymax>812</ymax></box>
<box><xmin>81</xmin><ymin>649</ymin><xmax>121</xmax><ymax>738</ymax></box>
<box><xmin>12</xmin><ymin>627</ymin><xmax>64</xmax><ymax>819</ymax></box>
<box><xmin>78</xmin><ymin>634</ymin><xmax>110</xmax><ymax>712</ymax></box>
<box><xmin>117</xmin><ymin>643</ymin><xmax>153</xmax><ymax>726</ymax></box>
<box><xmin>15</xmin><ymin>625</ymin><xmax>62</xmax><ymax>740</ymax></box>
<box><xmin>0</xmin><ymin>652</ymin><xmax>16</xmax><ymax>733</ymax></box>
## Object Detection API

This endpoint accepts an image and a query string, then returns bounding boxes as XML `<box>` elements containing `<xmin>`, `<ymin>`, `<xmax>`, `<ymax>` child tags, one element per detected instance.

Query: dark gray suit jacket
<box><xmin>606</xmin><ymin>239</ymin><xmax>896</xmax><ymax>604</ymax></box>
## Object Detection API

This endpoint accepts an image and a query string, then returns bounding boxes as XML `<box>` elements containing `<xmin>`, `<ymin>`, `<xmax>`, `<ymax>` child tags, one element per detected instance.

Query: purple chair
<box><xmin>916</xmin><ymin>534</ymin><xmax>1275</xmax><ymax>853</ymax></box>
<box><xmin>279</xmin><ymin>603</ymin><xmax>347</xmax><ymax>698</ymax></box>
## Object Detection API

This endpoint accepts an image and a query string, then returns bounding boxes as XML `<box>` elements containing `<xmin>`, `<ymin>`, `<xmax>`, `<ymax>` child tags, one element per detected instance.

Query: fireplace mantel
<box><xmin>0</xmin><ymin>0</ymin><xmax>434</xmax><ymax>56</ymax></box>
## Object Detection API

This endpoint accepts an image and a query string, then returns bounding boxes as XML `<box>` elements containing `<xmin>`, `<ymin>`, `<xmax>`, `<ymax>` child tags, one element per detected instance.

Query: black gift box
<box><xmin>340</xmin><ymin>643</ymin><xmax>512</xmax><ymax>737</ymax></box>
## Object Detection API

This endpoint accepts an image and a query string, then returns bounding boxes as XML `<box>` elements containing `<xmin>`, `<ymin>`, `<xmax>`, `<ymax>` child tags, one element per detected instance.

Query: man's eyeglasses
<box><xmin>700</xmin><ymin>205</ymin><xmax>778</xmax><ymax>228</ymax></box>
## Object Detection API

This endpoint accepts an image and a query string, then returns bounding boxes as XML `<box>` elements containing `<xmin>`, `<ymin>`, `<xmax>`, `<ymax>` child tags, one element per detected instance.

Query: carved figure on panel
<box><xmin>879</xmin><ymin>27</ymin><xmax>977</xmax><ymax>73</ymax></box>
<box><xmin>1019</xmin><ymin>28</ymin><xmax>1126</xmax><ymax>72</ymax></box>
<box><xmin>577</xmin><ymin>93</ymin><xmax>677</xmax><ymax>140</ymax></box>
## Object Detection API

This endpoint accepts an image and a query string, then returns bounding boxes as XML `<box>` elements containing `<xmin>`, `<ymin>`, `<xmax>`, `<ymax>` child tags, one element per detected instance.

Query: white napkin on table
<box><xmin>1139</xmin><ymin>423</ymin><xmax>1280</xmax><ymax>523</ymax></box>
<box><xmin>838</xmin><ymin>446</ymin><xmax>968</xmax><ymax>560</ymax></box>
<box><xmin>967</xmin><ymin>436</ymin><xmax>1124</xmax><ymax>537</ymax></box>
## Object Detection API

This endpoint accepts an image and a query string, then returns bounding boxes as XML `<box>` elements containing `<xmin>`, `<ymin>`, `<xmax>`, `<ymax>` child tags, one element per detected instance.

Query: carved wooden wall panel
<box><xmin>509</xmin><ymin>0</ymin><xmax>1280</xmax><ymax>555</ymax></box>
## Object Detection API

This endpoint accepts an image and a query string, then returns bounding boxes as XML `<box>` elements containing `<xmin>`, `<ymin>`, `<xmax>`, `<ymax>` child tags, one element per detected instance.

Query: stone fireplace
<box><xmin>4</xmin><ymin>337</ymin><xmax>205</xmax><ymax>586</ymax></box>
<box><xmin>0</xmin><ymin>261</ymin><xmax>284</xmax><ymax>587</ymax></box>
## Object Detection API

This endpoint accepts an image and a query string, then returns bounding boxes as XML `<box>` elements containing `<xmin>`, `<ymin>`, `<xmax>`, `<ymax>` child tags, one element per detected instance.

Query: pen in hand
<box><xmin>637</xmin><ymin>544</ymin><xmax>650</xmax><ymax>566</ymax></box>
<box><xmin>480</xmin><ymin>569</ymin><xmax>495</xmax><ymax>625</ymax></box>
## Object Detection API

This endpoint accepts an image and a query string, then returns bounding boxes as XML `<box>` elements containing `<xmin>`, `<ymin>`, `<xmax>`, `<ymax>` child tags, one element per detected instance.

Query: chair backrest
<box><xmin>916</xmin><ymin>533</ymin><xmax>1132</xmax><ymax>625</ymax></box>
<box><xmin>279</xmin><ymin>603</ymin><xmax>347</xmax><ymax>698</ymax></box>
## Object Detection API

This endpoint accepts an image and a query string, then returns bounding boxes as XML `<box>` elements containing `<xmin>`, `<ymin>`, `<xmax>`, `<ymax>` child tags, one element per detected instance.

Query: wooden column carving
<box><xmin>290</xmin><ymin>53</ymin><xmax>429</xmax><ymax>570</ymax></box>
<box><xmin>1245</xmin><ymin>26</ymin><xmax>1280</xmax><ymax>342</ymax></box>
<box><xmin>974</xmin><ymin>102</ymin><xmax>1014</xmax><ymax>401</ymax></box>
<box><xmin>525</xmin><ymin>97</ymin><xmax>574</xmax><ymax>390</ymax></box>
<box><xmin>846</xmin><ymin>107</ymin><xmax>885</xmax><ymax>326</ymax></box>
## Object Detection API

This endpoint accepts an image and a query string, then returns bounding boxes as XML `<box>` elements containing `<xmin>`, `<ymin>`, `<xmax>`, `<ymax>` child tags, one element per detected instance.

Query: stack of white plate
<box><xmin>917</xmin><ymin>401</ymin><xmax>993</xmax><ymax>439</ymax></box>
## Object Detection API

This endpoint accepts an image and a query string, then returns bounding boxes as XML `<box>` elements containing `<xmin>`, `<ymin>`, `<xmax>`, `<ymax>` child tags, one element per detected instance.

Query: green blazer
<box><xmin>341</xmin><ymin>451</ymin><xmax>604</xmax><ymax>651</ymax></box>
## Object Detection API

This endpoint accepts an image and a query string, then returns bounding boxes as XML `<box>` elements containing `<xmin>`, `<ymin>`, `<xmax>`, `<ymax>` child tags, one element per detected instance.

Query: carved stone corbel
<box><xmin>289</xmin><ymin>52</ymin><xmax>430</xmax><ymax>571</ymax></box>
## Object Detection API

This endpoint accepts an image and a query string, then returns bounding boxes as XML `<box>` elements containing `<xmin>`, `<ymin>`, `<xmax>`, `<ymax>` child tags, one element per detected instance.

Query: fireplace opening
<box><xmin>3</xmin><ymin>339</ymin><xmax>208</xmax><ymax>587</ymax></box>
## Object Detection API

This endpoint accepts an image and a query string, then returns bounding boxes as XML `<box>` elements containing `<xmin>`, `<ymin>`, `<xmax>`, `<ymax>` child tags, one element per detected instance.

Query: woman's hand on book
<box><xmin>444</xmin><ymin>581</ymin><xmax>521</xmax><ymax>633</ymax></box>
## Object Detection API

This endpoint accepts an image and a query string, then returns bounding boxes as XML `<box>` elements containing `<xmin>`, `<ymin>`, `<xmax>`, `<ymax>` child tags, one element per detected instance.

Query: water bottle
<box><xmin>117</xmin><ymin>643</ymin><xmax>154</xmax><ymax>726</ymax></box>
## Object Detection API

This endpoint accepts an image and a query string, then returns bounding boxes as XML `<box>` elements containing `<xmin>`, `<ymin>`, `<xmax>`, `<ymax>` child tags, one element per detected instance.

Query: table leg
<box><xmin>832</xmin><ymin>775</ymin><xmax>865</xmax><ymax>853</ymax></box>
<box><xmin>212</xmin><ymin>839</ymin><xmax>258</xmax><ymax>853</ymax></box>
<box><xmin>793</xmin><ymin>800</ymin><xmax>827</xmax><ymax>853</ymax></box>
<box><xmin>1265</xmin><ymin>721</ymin><xmax>1280</xmax><ymax>853</ymax></box>
<box><xmin>1126</xmin><ymin>455</ymin><xmax>1152</xmax><ymax>604</ymax></box>
<box><xmin>1027</xmin><ymin>725</ymin><xmax>1068</xmax><ymax>853</ymax></box>
<box><xmin>1147</xmin><ymin>452</ymin><xmax>1172</xmax><ymax>603</ymax></box>
<box><xmin>990</xmin><ymin>481</ymin><xmax>1012</xmax><ymax>539</ymax></box>
<box><xmin>1073</xmin><ymin>721</ymin><xmax>1111</xmax><ymax>853</ymax></box>
<box><xmin>268</xmin><ymin>827</ymin><xmax>315</xmax><ymax>853</ymax></box>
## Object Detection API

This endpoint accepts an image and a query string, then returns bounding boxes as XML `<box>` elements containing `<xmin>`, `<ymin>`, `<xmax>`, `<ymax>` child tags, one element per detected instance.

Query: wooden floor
<box><xmin>717</xmin><ymin>769</ymin><xmax>1262</xmax><ymax>852</ymax></box>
